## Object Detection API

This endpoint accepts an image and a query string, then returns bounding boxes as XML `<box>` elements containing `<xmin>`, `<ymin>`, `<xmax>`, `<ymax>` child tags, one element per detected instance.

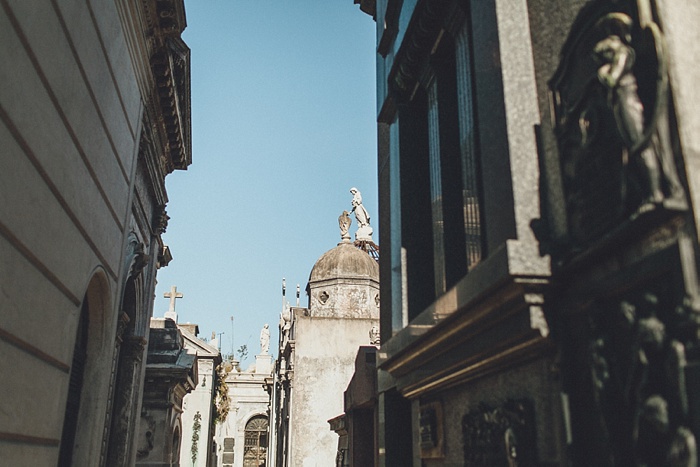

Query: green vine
<box><xmin>191</xmin><ymin>411</ymin><xmax>202</xmax><ymax>465</ymax></box>
<box><xmin>214</xmin><ymin>364</ymin><xmax>230</xmax><ymax>424</ymax></box>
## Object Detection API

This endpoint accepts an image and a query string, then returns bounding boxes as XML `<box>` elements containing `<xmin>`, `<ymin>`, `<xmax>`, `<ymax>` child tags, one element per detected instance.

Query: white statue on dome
<box><xmin>350</xmin><ymin>187</ymin><xmax>373</xmax><ymax>241</ymax></box>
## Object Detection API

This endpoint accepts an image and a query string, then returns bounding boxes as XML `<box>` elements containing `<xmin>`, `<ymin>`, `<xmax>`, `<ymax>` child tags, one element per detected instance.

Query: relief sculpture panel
<box><xmin>560</xmin><ymin>249</ymin><xmax>700</xmax><ymax>466</ymax></box>
<box><xmin>549</xmin><ymin>0</ymin><xmax>686</xmax><ymax>251</ymax></box>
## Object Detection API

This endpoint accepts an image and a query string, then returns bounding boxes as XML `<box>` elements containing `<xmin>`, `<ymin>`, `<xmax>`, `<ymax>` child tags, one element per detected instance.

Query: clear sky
<box><xmin>154</xmin><ymin>1</ymin><xmax>378</xmax><ymax>365</ymax></box>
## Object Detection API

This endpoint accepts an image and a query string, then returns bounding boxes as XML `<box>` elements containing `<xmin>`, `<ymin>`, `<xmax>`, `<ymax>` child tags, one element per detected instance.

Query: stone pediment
<box><xmin>179</xmin><ymin>326</ymin><xmax>220</xmax><ymax>358</ymax></box>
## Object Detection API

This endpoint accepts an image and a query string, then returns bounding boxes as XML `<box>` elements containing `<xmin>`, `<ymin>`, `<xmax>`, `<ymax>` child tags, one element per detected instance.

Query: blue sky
<box><xmin>154</xmin><ymin>1</ymin><xmax>378</xmax><ymax>364</ymax></box>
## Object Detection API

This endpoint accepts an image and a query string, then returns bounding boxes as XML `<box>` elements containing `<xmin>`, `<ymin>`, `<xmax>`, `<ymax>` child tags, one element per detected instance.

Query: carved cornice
<box><xmin>388</xmin><ymin>0</ymin><xmax>457</xmax><ymax>103</ymax></box>
<box><xmin>138</xmin><ymin>112</ymin><xmax>168</xmax><ymax>208</ymax></box>
<box><xmin>378</xmin><ymin>260</ymin><xmax>552</xmax><ymax>398</ymax></box>
<box><xmin>150</xmin><ymin>38</ymin><xmax>191</xmax><ymax>172</ymax></box>
<box><xmin>144</xmin><ymin>0</ymin><xmax>191</xmax><ymax>175</ymax></box>
<box><xmin>152</xmin><ymin>205</ymin><xmax>169</xmax><ymax>235</ymax></box>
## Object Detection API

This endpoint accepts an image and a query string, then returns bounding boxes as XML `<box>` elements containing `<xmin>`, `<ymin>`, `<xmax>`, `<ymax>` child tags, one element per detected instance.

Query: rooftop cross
<box><xmin>164</xmin><ymin>285</ymin><xmax>183</xmax><ymax>312</ymax></box>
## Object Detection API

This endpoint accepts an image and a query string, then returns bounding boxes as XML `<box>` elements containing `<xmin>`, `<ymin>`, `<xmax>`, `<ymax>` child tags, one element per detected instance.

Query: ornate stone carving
<box><xmin>338</xmin><ymin>210</ymin><xmax>351</xmax><ymax>241</ymax></box>
<box><xmin>130</xmin><ymin>242</ymin><xmax>149</xmax><ymax>279</ymax></box>
<box><xmin>124</xmin><ymin>232</ymin><xmax>148</xmax><ymax>280</ymax></box>
<box><xmin>122</xmin><ymin>336</ymin><xmax>148</xmax><ymax>364</ymax></box>
<box><xmin>369</xmin><ymin>325</ymin><xmax>380</xmax><ymax>346</ymax></box>
<box><xmin>153</xmin><ymin>206</ymin><xmax>170</xmax><ymax>235</ymax></box>
<box><xmin>585</xmin><ymin>290</ymin><xmax>698</xmax><ymax>464</ymax></box>
<box><xmin>387</xmin><ymin>0</ymin><xmax>453</xmax><ymax>103</ymax></box>
<box><xmin>115</xmin><ymin>312</ymin><xmax>131</xmax><ymax>345</ymax></box>
<box><xmin>549</xmin><ymin>0</ymin><xmax>686</xmax><ymax>250</ymax></box>
<box><xmin>461</xmin><ymin>400</ymin><xmax>537</xmax><ymax>466</ymax></box>
<box><xmin>146</xmin><ymin>0</ymin><xmax>191</xmax><ymax>173</ymax></box>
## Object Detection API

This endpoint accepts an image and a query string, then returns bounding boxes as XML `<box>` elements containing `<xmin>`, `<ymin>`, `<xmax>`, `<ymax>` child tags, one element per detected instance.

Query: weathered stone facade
<box><xmin>270</xmin><ymin>238</ymin><xmax>380</xmax><ymax>466</ymax></box>
<box><xmin>137</xmin><ymin>318</ymin><xmax>197</xmax><ymax>466</ymax></box>
<box><xmin>179</xmin><ymin>324</ymin><xmax>222</xmax><ymax>467</ymax></box>
<box><xmin>215</xmin><ymin>355</ymin><xmax>271</xmax><ymax>467</ymax></box>
<box><xmin>0</xmin><ymin>0</ymin><xmax>191</xmax><ymax>465</ymax></box>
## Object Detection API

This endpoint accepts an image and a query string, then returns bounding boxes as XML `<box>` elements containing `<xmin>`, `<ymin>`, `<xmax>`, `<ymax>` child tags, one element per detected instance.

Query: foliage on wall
<box><xmin>191</xmin><ymin>411</ymin><xmax>202</xmax><ymax>465</ymax></box>
<box><xmin>214</xmin><ymin>364</ymin><xmax>230</xmax><ymax>424</ymax></box>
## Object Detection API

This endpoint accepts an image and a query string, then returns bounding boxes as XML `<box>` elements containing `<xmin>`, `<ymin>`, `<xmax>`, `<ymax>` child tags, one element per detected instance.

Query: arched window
<box><xmin>243</xmin><ymin>415</ymin><xmax>268</xmax><ymax>467</ymax></box>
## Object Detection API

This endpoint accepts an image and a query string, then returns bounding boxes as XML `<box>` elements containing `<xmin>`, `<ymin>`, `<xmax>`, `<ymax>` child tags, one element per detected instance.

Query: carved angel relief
<box><xmin>549</xmin><ymin>1</ymin><xmax>686</xmax><ymax>249</ymax></box>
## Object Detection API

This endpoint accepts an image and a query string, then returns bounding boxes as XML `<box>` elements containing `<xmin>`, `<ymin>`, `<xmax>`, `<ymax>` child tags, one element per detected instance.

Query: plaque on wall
<box><xmin>549</xmin><ymin>0</ymin><xmax>686</xmax><ymax>252</ymax></box>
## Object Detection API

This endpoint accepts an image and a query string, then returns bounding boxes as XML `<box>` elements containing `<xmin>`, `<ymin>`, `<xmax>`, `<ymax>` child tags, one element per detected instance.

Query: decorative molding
<box><xmin>152</xmin><ymin>205</ymin><xmax>169</xmax><ymax>235</ymax></box>
<box><xmin>122</xmin><ymin>336</ymin><xmax>148</xmax><ymax>363</ymax></box>
<box><xmin>379</xmin><ymin>275</ymin><xmax>551</xmax><ymax>398</ymax></box>
<box><xmin>462</xmin><ymin>399</ymin><xmax>537</xmax><ymax>466</ymax></box>
<box><xmin>388</xmin><ymin>0</ymin><xmax>455</xmax><ymax>103</ymax></box>
<box><xmin>123</xmin><ymin>231</ymin><xmax>149</xmax><ymax>282</ymax></box>
<box><xmin>115</xmin><ymin>312</ymin><xmax>131</xmax><ymax>345</ymax></box>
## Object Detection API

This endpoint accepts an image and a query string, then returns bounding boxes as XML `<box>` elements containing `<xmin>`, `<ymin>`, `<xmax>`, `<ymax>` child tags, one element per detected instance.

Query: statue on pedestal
<box><xmin>338</xmin><ymin>210</ymin><xmax>351</xmax><ymax>241</ymax></box>
<box><xmin>260</xmin><ymin>324</ymin><xmax>270</xmax><ymax>355</ymax></box>
<box><xmin>350</xmin><ymin>187</ymin><xmax>373</xmax><ymax>240</ymax></box>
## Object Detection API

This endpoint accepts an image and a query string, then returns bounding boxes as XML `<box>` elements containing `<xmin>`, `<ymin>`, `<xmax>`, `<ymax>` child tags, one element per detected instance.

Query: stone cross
<box><xmin>164</xmin><ymin>285</ymin><xmax>183</xmax><ymax>312</ymax></box>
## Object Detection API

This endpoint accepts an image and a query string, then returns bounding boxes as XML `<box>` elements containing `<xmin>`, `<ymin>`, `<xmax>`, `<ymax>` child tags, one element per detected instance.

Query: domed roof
<box><xmin>309</xmin><ymin>240</ymin><xmax>379</xmax><ymax>284</ymax></box>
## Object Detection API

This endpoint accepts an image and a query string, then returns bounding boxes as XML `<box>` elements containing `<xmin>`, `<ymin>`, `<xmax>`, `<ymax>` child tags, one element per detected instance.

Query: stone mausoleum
<box><xmin>355</xmin><ymin>0</ymin><xmax>700</xmax><ymax>465</ymax></box>
<box><xmin>215</xmin><ymin>335</ymin><xmax>274</xmax><ymax>467</ymax></box>
<box><xmin>268</xmin><ymin>189</ymin><xmax>380</xmax><ymax>467</ymax></box>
